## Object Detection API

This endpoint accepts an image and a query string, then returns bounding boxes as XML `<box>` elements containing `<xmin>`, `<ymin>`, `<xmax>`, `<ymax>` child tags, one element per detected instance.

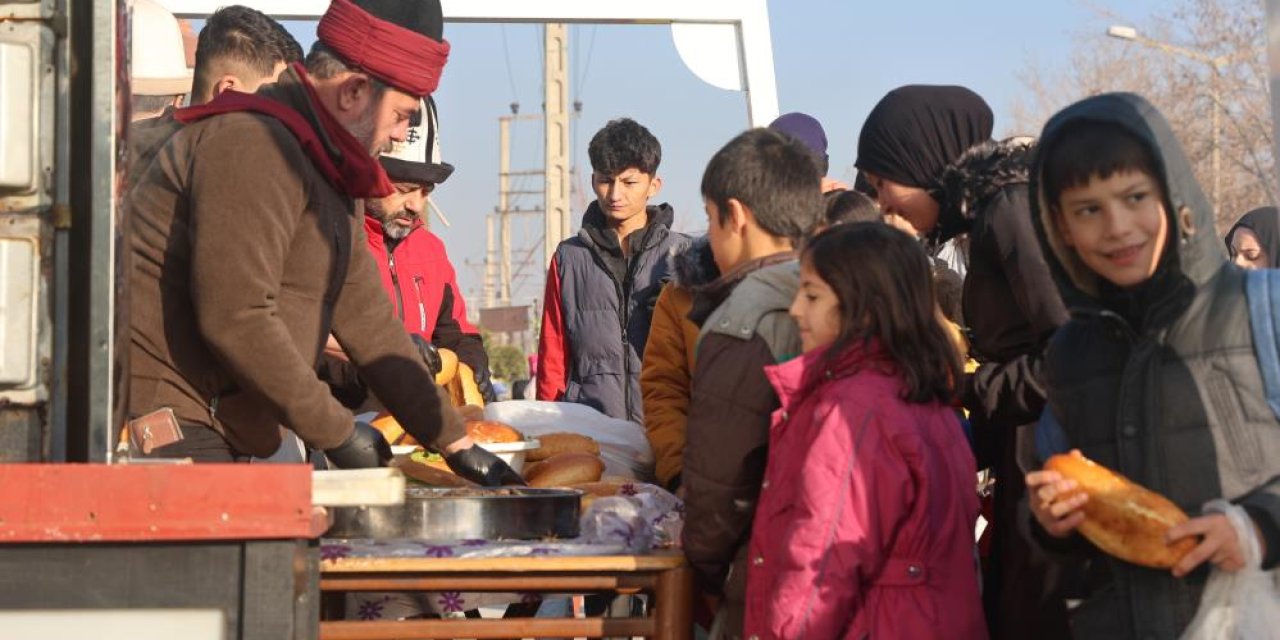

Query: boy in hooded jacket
<box><xmin>1026</xmin><ymin>93</ymin><xmax>1280</xmax><ymax>639</ymax></box>
<box><xmin>681</xmin><ymin>128</ymin><xmax>825</xmax><ymax>636</ymax></box>
<box><xmin>537</xmin><ymin>118</ymin><xmax>689</xmax><ymax>423</ymax></box>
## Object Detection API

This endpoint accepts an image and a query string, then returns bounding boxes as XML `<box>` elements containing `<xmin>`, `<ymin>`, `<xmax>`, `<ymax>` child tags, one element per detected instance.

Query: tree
<box><xmin>1010</xmin><ymin>0</ymin><xmax>1275</xmax><ymax>233</ymax></box>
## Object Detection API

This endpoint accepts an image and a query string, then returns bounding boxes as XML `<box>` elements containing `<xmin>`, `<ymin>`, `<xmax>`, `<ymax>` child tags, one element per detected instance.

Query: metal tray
<box><xmin>326</xmin><ymin>486</ymin><xmax>581</xmax><ymax>540</ymax></box>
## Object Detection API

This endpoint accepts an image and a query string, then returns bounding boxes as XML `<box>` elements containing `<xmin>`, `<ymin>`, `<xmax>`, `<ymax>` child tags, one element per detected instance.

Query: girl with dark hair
<box><xmin>742</xmin><ymin>222</ymin><xmax>986</xmax><ymax>640</ymax></box>
<box><xmin>857</xmin><ymin>85</ymin><xmax>1071</xmax><ymax>639</ymax></box>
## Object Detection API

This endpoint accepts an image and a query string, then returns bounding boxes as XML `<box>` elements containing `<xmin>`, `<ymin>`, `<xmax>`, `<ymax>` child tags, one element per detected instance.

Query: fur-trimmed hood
<box><xmin>668</xmin><ymin>235</ymin><xmax>720</xmax><ymax>291</ymax></box>
<box><xmin>934</xmin><ymin>137</ymin><xmax>1035</xmax><ymax>241</ymax></box>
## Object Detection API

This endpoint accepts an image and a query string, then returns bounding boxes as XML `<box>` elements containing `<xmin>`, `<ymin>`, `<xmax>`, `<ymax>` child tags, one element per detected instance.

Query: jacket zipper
<box><xmin>387</xmin><ymin>250</ymin><xmax>405</xmax><ymax>321</ymax></box>
<box><xmin>413</xmin><ymin>276</ymin><xmax>427</xmax><ymax>332</ymax></box>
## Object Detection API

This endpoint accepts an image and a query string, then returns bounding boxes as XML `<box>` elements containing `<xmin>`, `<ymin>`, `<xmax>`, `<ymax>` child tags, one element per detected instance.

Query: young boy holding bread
<box><xmin>1025</xmin><ymin>93</ymin><xmax>1280</xmax><ymax>638</ymax></box>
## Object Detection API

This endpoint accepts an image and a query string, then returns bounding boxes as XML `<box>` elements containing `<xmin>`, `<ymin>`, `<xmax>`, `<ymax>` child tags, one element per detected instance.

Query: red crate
<box><xmin>0</xmin><ymin>464</ymin><xmax>314</xmax><ymax>542</ymax></box>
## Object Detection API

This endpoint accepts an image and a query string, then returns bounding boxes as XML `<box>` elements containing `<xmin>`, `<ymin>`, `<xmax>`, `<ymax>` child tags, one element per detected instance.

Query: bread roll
<box><xmin>1045</xmin><ymin>451</ymin><xmax>1196</xmax><ymax>568</ymax></box>
<box><xmin>392</xmin><ymin>454</ymin><xmax>477</xmax><ymax>488</ymax></box>
<box><xmin>465</xmin><ymin>420</ymin><xmax>524</xmax><ymax>444</ymax></box>
<box><xmin>527</xmin><ymin>432</ymin><xmax>600</xmax><ymax>461</ymax></box>
<box><xmin>570</xmin><ymin>479</ymin><xmax>632</xmax><ymax>509</ymax></box>
<box><xmin>524</xmin><ymin>452</ymin><xmax>605</xmax><ymax>488</ymax></box>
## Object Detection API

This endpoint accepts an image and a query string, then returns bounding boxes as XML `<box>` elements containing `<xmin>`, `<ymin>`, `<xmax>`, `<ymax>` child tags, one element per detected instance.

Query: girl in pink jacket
<box><xmin>744</xmin><ymin>223</ymin><xmax>987</xmax><ymax>639</ymax></box>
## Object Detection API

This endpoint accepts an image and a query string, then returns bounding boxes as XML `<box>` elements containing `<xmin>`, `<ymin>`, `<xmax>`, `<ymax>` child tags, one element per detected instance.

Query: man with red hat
<box><xmin>125</xmin><ymin>0</ymin><xmax>519</xmax><ymax>483</ymax></box>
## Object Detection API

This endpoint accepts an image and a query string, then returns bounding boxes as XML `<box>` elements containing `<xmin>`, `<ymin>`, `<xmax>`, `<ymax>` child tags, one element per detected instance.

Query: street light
<box><xmin>1107</xmin><ymin>24</ymin><xmax>1229</xmax><ymax>209</ymax></box>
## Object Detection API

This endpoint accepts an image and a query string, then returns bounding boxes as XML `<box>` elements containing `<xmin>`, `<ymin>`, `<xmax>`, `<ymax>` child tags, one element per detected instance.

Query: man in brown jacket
<box><xmin>126</xmin><ymin>0</ymin><xmax>520</xmax><ymax>483</ymax></box>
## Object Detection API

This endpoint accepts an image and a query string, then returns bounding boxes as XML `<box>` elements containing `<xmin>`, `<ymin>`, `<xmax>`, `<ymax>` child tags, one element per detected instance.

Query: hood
<box><xmin>579</xmin><ymin>201</ymin><xmax>676</xmax><ymax>253</ymax></box>
<box><xmin>935</xmin><ymin>137</ymin><xmax>1034</xmax><ymax>241</ymax></box>
<box><xmin>669</xmin><ymin>236</ymin><xmax>720</xmax><ymax>290</ymax></box>
<box><xmin>1225</xmin><ymin>206</ymin><xmax>1280</xmax><ymax>268</ymax></box>
<box><xmin>1030</xmin><ymin>92</ymin><xmax>1223</xmax><ymax>314</ymax></box>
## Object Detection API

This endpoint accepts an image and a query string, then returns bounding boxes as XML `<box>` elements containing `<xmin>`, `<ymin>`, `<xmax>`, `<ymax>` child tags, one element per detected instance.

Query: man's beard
<box><xmin>346</xmin><ymin>102</ymin><xmax>393</xmax><ymax>157</ymax></box>
<box><xmin>367</xmin><ymin>198</ymin><xmax>415</xmax><ymax>239</ymax></box>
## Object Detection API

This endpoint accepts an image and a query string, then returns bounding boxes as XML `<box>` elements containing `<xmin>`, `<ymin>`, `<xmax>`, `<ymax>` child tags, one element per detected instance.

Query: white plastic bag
<box><xmin>1179</xmin><ymin>500</ymin><xmax>1280</xmax><ymax>640</ymax></box>
<box><xmin>484</xmin><ymin>400</ymin><xmax>655</xmax><ymax>481</ymax></box>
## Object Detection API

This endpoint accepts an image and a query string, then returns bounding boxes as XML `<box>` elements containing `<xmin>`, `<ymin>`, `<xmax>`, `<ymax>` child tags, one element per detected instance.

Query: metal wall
<box><xmin>0</xmin><ymin>0</ymin><xmax>58</xmax><ymax>461</ymax></box>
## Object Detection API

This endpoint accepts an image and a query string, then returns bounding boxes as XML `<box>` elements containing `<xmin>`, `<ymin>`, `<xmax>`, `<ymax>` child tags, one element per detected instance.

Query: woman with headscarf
<box><xmin>856</xmin><ymin>85</ymin><xmax>1071</xmax><ymax>640</ymax></box>
<box><xmin>1225</xmin><ymin>206</ymin><xmax>1280</xmax><ymax>270</ymax></box>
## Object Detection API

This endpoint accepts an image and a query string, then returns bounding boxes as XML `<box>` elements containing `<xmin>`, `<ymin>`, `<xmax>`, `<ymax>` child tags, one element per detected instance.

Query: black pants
<box><xmin>143</xmin><ymin>424</ymin><xmax>248</xmax><ymax>463</ymax></box>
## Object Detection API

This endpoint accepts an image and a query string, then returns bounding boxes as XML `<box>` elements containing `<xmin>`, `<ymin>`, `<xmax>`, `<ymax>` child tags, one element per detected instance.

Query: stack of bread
<box><xmin>522</xmin><ymin>432</ymin><xmax>634</xmax><ymax>508</ymax></box>
<box><xmin>390</xmin><ymin>425</ymin><xmax>632</xmax><ymax>508</ymax></box>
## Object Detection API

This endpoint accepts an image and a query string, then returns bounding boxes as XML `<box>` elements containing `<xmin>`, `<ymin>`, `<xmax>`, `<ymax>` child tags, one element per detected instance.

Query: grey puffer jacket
<box><xmin>1029</xmin><ymin>93</ymin><xmax>1280</xmax><ymax>639</ymax></box>
<box><xmin>538</xmin><ymin>202</ymin><xmax>689</xmax><ymax>423</ymax></box>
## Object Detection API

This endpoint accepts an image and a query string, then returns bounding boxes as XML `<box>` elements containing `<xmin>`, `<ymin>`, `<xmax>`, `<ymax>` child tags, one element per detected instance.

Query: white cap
<box><xmin>129</xmin><ymin>0</ymin><xmax>194</xmax><ymax>96</ymax></box>
<box><xmin>380</xmin><ymin>97</ymin><xmax>454</xmax><ymax>185</ymax></box>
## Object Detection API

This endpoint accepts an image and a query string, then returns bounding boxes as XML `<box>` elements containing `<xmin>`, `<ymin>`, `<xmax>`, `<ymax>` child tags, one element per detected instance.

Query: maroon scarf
<box><xmin>174</xmin><ymin>64</ymin><xmax>394</xmax><ymax>199</ymax></box>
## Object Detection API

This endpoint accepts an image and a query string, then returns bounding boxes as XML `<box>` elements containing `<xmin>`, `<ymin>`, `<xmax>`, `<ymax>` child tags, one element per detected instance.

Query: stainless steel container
<box><xmin>327</xmin><ymin>486</ymin><xmax>581</xmax><ymax>540</ymax></box>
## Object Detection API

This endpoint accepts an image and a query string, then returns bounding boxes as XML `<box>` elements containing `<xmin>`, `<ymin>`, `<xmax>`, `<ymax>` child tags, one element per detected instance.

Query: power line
<box><xmin>499</xmin><ymin>25</ymin><xmax>520</xmax><ymax>107</ymax></box>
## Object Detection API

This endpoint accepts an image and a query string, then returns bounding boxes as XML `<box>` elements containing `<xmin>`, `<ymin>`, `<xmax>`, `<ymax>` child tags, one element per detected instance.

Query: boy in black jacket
<box><xmin>1027</xmin><ymin>93</ymin><xmax>1280</xmax><ymax>638</ymax></box>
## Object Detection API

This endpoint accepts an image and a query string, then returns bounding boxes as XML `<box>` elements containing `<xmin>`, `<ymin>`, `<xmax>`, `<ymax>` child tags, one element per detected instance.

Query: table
<box><xmin>319</xmin><ymin>552</ymin><xmax>693</xmax><ymax>639</ymax></box>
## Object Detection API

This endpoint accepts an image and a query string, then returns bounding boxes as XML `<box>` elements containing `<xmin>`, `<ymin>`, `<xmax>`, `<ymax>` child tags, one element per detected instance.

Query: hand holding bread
<box><xmin>1029</xmin><ymin>450</ymin><xmax>1196</xmax><ymax>569</ymax></box>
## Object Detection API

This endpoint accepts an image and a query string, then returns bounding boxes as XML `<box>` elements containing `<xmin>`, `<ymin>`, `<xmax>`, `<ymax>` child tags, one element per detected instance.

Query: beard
<box><xmin>346</xmin><ymin>102</ymin><xmax>393</xmax><ymax>157</ymax></box>
<box><xmin>366</xmin><ymin>197</ymin><xmax>416</xmax><ymax>239</ymax></box>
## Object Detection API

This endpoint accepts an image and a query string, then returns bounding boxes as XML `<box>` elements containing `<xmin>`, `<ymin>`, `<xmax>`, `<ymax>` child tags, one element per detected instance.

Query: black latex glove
<box><xmin>410</xmin><ymin>334</ymin><xmax>442</xmax><ymax>377</ymax></box>
<box><xmin>324</xmin><ymin>421</ymin><xmax>392</xmax><ymax>469</ymax></box>
<box><xmin>445</xmin><ymin>445</ymin><xmax>527</xmax><ymax>486</ymax></box>
<box><xmin>474</xmin><ymin>366</ymin><xmax>498</xmax><ymax>403</ymax></box>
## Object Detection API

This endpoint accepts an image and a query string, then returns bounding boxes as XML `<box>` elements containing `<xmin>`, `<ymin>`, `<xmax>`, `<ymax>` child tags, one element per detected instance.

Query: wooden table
<box><xmin>319</xmin><ymin>551</ymin><xmax>693</xmax><ymax>640</ymax></box>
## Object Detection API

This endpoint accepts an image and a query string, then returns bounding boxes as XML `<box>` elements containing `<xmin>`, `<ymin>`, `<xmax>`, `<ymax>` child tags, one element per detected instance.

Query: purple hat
<box><xmin>769</xmin><ymin>112</ymin><xmax>829</xmax><ymax>174</ymax></box>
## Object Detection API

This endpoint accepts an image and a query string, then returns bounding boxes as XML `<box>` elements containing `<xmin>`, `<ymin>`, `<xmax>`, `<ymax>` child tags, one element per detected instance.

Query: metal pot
<box><xmin>327</xmin><ymin>486</ymin><xmax>581</xmax><ymax>540</ymax></box>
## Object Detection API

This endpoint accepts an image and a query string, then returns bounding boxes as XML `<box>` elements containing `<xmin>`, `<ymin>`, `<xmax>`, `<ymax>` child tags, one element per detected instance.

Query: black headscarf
<box><xmin>1225</xmin><ymin>206</ymin><xmax>1280</xmax><ymax>268</ymax></box>
<box><xmin>854</xmin><ymin>85</ymin><xmax>994</xmax><ymax>190</ymax></box>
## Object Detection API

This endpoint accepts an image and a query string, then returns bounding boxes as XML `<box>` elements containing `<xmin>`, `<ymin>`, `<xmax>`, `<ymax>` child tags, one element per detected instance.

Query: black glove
<box><xmin>445</xmin><ymin>445</ymin><xmax>527</xmax><ymax>486</ymax></box>
<box><xmin>410</xmin><ymin>334</ymin><xmax>442</xmax><ymax>377</ymax></box>
<box><xmin>324</xmin><ymin>421</ymin><xmax>393</xmax><ymax>469</ymax></box>
<box><xmin>474</xmin><ymin>366</ymin><xmax>497</xmax><ymax>403</ymax></box>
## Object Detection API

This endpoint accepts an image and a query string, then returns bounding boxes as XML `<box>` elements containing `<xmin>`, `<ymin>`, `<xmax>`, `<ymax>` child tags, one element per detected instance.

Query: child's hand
<box><xmin>1166</xmin><ymin>512</ymin><xmax>1265</xmax><ymax>577</ymax></box>
<box><xmin>1026</xmin><ymin>468</ymin><xmax>1088</xmax><ymax>538</ymax></box>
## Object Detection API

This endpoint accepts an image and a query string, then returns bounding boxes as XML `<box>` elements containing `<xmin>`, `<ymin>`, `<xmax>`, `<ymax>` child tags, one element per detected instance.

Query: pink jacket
<box><xmin>744</xmin><ymin>343</ymin><xmax>987</xmax><ymax>640</ymax></box>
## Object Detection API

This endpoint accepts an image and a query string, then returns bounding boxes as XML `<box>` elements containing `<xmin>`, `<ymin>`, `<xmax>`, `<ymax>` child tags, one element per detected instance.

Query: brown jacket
<box><xmin>680</xmin><ymin>253</ymin><xmax>799</xmax><ymax>637</ymax></box>
<box><xmin>640</xmin><ymin>284</ymin><xmax>698</xmax><ymax>488</ymax></box>
<box><xmin>640</xmin><ymin>238</ymin><xmax>719</xmax><ymax>489</ymax></box>
<box><xmin>127</xmin><ymin>68</ymin><xmax>465</xmax><ymax>457</ymax></box>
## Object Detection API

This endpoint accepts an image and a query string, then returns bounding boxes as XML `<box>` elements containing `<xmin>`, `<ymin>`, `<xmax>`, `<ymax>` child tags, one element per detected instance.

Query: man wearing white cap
<box><xmin>128</xmin><ymin>0</ymin><xmax>192</xmax><ymax>122</ymax></box>
<box><xmin>126</xmin><ymin>0</ymin><xmax>521</xmax><ymax>484</ymax></box>
<box><xmin>324</xmin><ymin>98</ymin><xmax>495</xmax><ymax>410</ymax></box>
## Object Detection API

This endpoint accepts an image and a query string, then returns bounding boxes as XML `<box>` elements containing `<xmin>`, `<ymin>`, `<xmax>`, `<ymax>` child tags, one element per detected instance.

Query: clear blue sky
<box><xmin>270</xmin><ymin>0</ymin><xmax>1168</xmax><ymax>308</ymax></box>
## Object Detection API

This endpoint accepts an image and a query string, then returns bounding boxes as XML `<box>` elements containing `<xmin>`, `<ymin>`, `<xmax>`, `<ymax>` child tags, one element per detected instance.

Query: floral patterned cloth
<box><xmin>331</xmin><ymin>482</ymin><xmax>683</xmax><ymax>619</ymax></box>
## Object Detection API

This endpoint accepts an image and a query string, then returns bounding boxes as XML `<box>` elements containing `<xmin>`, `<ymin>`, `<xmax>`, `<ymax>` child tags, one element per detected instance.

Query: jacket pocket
<box><xmin>1204</xmin><ymin>373</ymin><xmax>1264</xmax><ymax>475</ymax></box>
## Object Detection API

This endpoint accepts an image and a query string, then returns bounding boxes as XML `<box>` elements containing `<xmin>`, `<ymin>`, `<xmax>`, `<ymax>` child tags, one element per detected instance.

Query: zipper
<box><xmin>387</xmin><ymin>250</ymin><xmax>405</xmax><ymax>321</ymax></box>
<box><xmin>413</xmin><ymin>276</ymin><xmax>427</xmax><ymax>332</ymax></box>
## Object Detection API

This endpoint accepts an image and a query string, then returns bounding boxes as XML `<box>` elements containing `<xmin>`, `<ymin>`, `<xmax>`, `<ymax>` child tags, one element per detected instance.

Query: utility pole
<box><xmin>483</xmin><ymin>214</ymin><xmax>496</xmax><ymax>308</ymax></box>
<box><xmin>499</xmin><ymin>116</ymin><xmax>513</xmax><ymax>305</ymax></box>
<box><xmin>544</xmin><ymin>23</ymin><xmax>571</xmax><ymax>267</ymax></box>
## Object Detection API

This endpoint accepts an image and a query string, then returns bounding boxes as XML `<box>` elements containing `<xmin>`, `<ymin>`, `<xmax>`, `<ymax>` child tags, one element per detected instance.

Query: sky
<box><xmin>265</xmin><ymin>0</ymin><xmax>1171</xmax><ymax>311</ymax></box>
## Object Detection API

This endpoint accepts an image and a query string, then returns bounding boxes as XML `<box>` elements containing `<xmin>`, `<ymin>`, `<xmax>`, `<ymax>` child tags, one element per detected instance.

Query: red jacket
<box><xmin>365</xmin><ymin>216</ymin><xmax>476</xmax><ymax>337</ymax></box>
<box><xmin>744</xmin><ymin>343</ymin><xmax>986</xmax><ymax>640</ymax></box>
<box><xmin>362</xmin><ymin>215</ymin><xmax>489</xmax><ymax>379</ymax></box>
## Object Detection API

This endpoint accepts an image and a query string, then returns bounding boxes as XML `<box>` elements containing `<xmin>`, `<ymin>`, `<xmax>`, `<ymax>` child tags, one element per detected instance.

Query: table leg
<box><xmin>653</xmin><ymin>566</ymin><xmax>693</xmax><ymax>640</ymax></box>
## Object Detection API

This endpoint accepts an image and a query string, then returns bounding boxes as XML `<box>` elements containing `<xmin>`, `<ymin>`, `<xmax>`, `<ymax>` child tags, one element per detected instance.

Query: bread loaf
<box><xmin>1045</xmin><ymin>451</ymin><xmax>1196</xmax><ymax>568</ymax></box>
<box><xmin>570</xmin><ymin>479</ymin><xmax>632</xmax><ymax>509</ymax></box>
<box><xmin>527</xmin><ymin>432</ymin><xmax>600</xmax><ymax>461</ymax></box>
<box><xmin>524</xmin><ymin>452</ymin><xmax>605</xmax><ymax>488</ymax></box>
<box><xmin>465</xmin><ymin>420</ymin><xmax>524</xmax><ymax>444</ymax></box>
